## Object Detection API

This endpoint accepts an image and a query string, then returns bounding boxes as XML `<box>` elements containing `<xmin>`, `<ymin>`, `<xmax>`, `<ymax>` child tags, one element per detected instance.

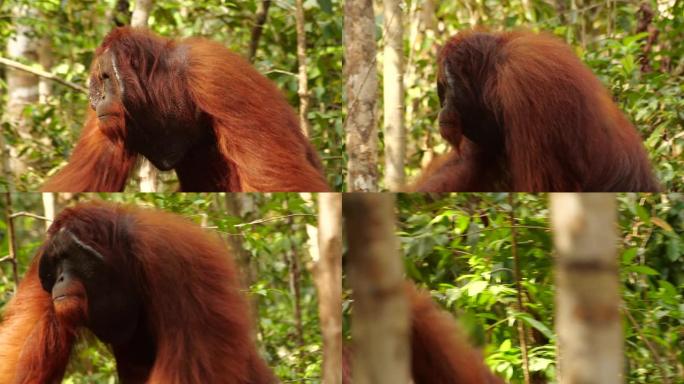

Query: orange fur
<box><xmin>41</xmin><ymin>110</ymin><xmax>136</xmax><ymax>192</ymax></box>
<box><xmin>342</xmin><ymin>283</ymin><xmax>503</xmax><ymax>384</ymax></box>
<box><xmin>0</xmin><ymin>203</ymin><xmax>275</xmax><ymax>383</ymax></box>
<box><xmin>42</xmin><ymin>27</ymin><xmax>329</xmax><ymax>192</ymax></box>
<box><xmin>0</xmin><ymin>261</ymin><xmax>84</xmax><ymax>383</ymax></box>
<box><xmin>415</xmin><ymin>30</ymin><xmax>659</xmax><ymax>192</ymax></box>
<box><xmin>407</xmin><ymin>284</ymin><xmax>503</xmax><ymax>384</ymax></box>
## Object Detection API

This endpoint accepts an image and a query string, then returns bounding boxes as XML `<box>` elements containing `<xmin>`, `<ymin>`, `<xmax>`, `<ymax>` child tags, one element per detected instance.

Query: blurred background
<box><xmin>343</xmin><ymin>193</ymin><xmax>683</xmax><ymax>383</ymax></box>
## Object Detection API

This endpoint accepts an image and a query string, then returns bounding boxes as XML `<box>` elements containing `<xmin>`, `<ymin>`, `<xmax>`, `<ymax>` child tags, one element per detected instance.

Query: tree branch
<box><xmin>0</xmin><ymin>56</ymin><xmax>88</xmax><ymax>93</ymax></box>
<box><xmin>10</xmin><ymin>211</ymin><xmax>52</xmax><ymax>222</ymax></box>
<box><xmin>234</xmin><ymin>213</ymin><xmax>314</xmax><ymax>228</ymax></box>
<box><xmin>248</xmin><ymin>0</ymin><xmax>272</xmax><ymax>63</ymax></box>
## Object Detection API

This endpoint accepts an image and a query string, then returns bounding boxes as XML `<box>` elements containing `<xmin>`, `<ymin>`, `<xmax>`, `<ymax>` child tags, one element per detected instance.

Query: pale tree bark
<box><xmin>344</xmin><ymin>0</ymin><xmax>378</xmax><ymax>192</ymax></box>
<box><xmin>343</xmin><ymin>194</ymin><xmax>410</xmax><ymax>384</ymax></box>
<box><xmin>0</xmin><ymin>134</ymin><xmax>7</xmax><ymax>191</ymax></box>
<box><xmin>38</xmin><ymin>37</ymin><xmax>53</xmax><ymax>102</ymax></box>
<box><xmin>224</xmin><ymin>193</ymin><xmax>260</xmax><ymax>333</ymax></box>
<box><xmin>294</xmin><ymin>0</ymin><xmax>313</xmax><ymax>138</ymax></box>
<box><xmin>313</xmin><ymin>193</ymin><xmax>342</xmax><ymax>384</ymax></box>
<box><xmin>0</xmin><ymin>124</ymin><xmax>9</xmax><ymax>191</ymax></box>
<box><xmin>550</xmin><ymin>193</ymin><xmax>623</xmax><ymax>384</ymax></box>
<box><xmin>131</xmin><ymin>0</ymin><xmax>152</xmax><ymax>28</ymax></box>
<box><xmin>3</xmin><ymin>193</ymin><xmax>19</xmax><ymax>287</ymax></box>
<box><xmin>131</xmin><ymin>0</ymin><xmax>157</xmax><ymax>192</ymax></box>
<box><xmin>5</xmin><ymin>4</ymin><xmax>41</xmax><ymax>188</ymax></box>
<box><xmin>382</xmin><ymin>0</ymin><xmax>405</xmax><ymax>190</ymax></box>
<box><xmin>41</xmin><ymin>193</ymin><xmax>55</xmax><ymax>231</ymax></box>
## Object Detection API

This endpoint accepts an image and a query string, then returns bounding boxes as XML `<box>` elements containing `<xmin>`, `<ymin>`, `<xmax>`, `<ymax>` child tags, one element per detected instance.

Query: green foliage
<box><xmin>394</xmin><ymin>193</ymin><xmax>683</xmax><ymax>384</ymax></box>
<box><xmin>0</xmin><ymin>0</ymin><xmax>344</xmax><ymax>191</ymax></box>
<box><xmin>0</xmin><ymin>192</ymin><xmax>323</xmax><ymax>383</ymax></box>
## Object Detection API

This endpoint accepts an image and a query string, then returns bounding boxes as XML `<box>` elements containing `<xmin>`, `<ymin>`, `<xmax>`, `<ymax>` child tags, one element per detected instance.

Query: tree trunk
<box><xmin>287</xmin><ymin>211</ymin><xmax>304</xmax><ymax>350</ymax></box>
<box><xmin>3</xmin><ymin>193</ymin><xmax>19</xmax><ymax>287</ymax></box>
<box><xmin>41</xmin><ymin>192</ymin><xmax>55</xmax><ymax>231</ymax></box>
<box><xmin>248</xmin><ymin>0</ymin><xmax>272</xmax><ymax>63</ymax></box>
<box><xmin>5</xmin><ymin>4</ymin><xmax>41</xmax><ymax>188</ymax></box>
<box><xmin>344</xmin><ymin>0</ymin><xmax>378</xmax><ymax>192</ymax></box>
<box><xmin>224</xmin><ymin>193</ymin><xmax>260</xmax><ymax>336</ymax></box>
<box><xmin>314</xmin><ymin>193</ymin><xmax>343</xmax><ymax>384</ymax></box>
<box><xmin>510</xmin><ymin>194</ymin><xmax>531</xmax><ymax>384</ymax></box>
<box><xmin>343</xmin><ymin>193</ymin><xmax>410</xmax><ymax>384</ymax></box>
<box><xmin>382</xmin><ymin>0</ymin><xmax>405</xmax><ymax>190</ymax></box>
<box><xmin>38</xmin><ymin>37</ymin><xmax>53</xmax><ymax>102</ymax></box>
<box><xmin>550</xmin><ymin>193</ymin><xmax>623</xmax><ymax>384</ymax></box>
<box><xmin>131</xmin><ymin>0</ymin><xmax>152</xmax><ymax>27</ymax></box>
<box><xmin>295</xmin><ymin>0</ymin><xmax>312</xmax><ymax>138</ymax></box>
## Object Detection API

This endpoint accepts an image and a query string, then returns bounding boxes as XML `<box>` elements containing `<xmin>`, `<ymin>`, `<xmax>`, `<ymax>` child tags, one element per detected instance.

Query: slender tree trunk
<box><xmin>37</xmin><ymin>37</ymin><xmax>52</xmax><ymax>102</ymax></box>
<box><xmin>344</xmin><ymin>193</ymin><xmax>410</xmax><ymax>384</ymax></box>
<box><xmin>0</xmin><ymin>136</ymin><xmax>8</xmax><ymax>191</ymax></box>
<box><xmin>41</xmin><ymin>193</ymin><xmax>55</xmax><ymax>231</ymax></box>
<box><xmin>3</xmin><ymin>193</ymin><xmax>19</xmax><ymax>287</ymax></box>
<box><xmin>224</xmin><ymin>193</ymin><xmax>261</xmax><ymax>336</ymax></box>
<box><xmin>344</xmin><ymin>0</ymin><xmax>378</xmax><ymax>191</ymax></box>
<box><xmin>510</xmin><ymin>194</ymin><xmax>531</xmax><ymax>384</ymax></box>
<box><xmin>248</xmin><ymin>0</ymin><xmax>272</xmax><ymax>63</ymax></box>
<box><xmin>287</xmin><ymin>212</ymin><xmax>304</xmax><ymax>349</ymax></box>
<box><xmin>294</xmin><ymin>0</ymin><xmax>313</xmax><ymax>138</ymax></box>
<box><xmin>130</xmin><ymin>0</ymin><xmax>157</xmax><ymax>192</ymax></box>
<box><xmin>289</xmin><ymin>247</ymin><xmax>304</xmax><ymax>346</ymax></box>
<box><xmin>550</xmin><ymin>193</ymin><xmax>623</xmax><ymax>384</ymax></box>
<box><xmin>131</xmin><ymin>0</ymin><xmax>152</xmax><ymax>27</ymax></box>
<box><xmin>382</xmin><ymin>0</ymin><xmax>405</xmax><ymax>190</ymax></box>
<box><xmin>314</xmin><ymin>193</ymin><xmax>343</xmax><ymax>384</ymax></box>
<box><xmin>5</xmin><ymin>4</ymin><xmax>40</xmax><ymax>188</ymax></box>
<box><xmin>636</xmin><ymin>3</ymin><xmax>658</xmax><ymax>73</ymax></box>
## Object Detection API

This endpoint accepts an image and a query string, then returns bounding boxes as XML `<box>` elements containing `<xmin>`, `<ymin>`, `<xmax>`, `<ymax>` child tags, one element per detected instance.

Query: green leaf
<box><xmin>635</xmin><ymin>204</ymin><xmax>650</xmax><ymax>222</ymax></box>
<box><xmin>466</xmin><ymin>280</ymin><xmax>488</xmax><ymax>296</ymax></box>
<box><xmin>455</xmin><ymin>214</ymin><xmax>470</xmax><ymax>234</ymax></box>
<box><xmin>317</xmin><ymin>0</ymin><xmax>333</xmax><ymax>13</ymax></box>
<box><xmin>666</xmin><ymin>239</ymin><xmax>681</xmax><ymax>262</ymax></box>
<box><xmin>529</xmin><ymin>357</ymin><xmax>554</xmax><ymax>371</ymax></box>
<box><xmin>624</xmin><ymin>265</ymin><xmax>660</xmax><ymax>276</ymax></box>
<box><xmin>521</xmin><ymin>316</ymin><xmax>555</xmax><ymax>341</ymax></box>
<box><xmin>621</xmin><ymin>247</ymin><xmax>638</xmax><ymax>263</ymax></box>
<box><xmin>651</xmin><ymin>217</ymin><xmax>673</xmax><ymax>232</ymax></box>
